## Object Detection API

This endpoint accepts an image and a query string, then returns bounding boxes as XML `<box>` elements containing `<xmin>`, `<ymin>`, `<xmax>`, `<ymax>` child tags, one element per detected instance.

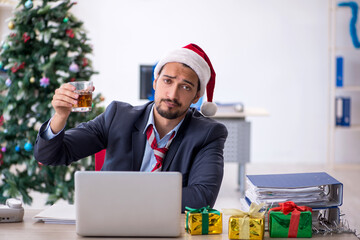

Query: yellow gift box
<box><xmin>223</xmin><ymin>203</ymin><xmax>265</xmax><ymax>240</ymax></box>
<box><xmin>185</xmin><ymin>206</ymin><xmax>222</xmax><ymax>235</ymax></box>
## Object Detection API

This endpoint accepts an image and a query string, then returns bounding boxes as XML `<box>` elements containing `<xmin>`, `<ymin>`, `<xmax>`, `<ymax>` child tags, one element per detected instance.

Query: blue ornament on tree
<box><xmin>25</xmin><ymin>0</ymin><xmax>33</xmax><ymax>9</ymax></box>
<box><xmin>24</xmin><ymin>142</ymin><xmax>33</xmax><ymax>152</ymax></box>
<box><xmin>15</xmin><ymin>145</ymin><xmax>21</xmax><ymax>152</ymax></box>
<box><xmin>0</xmin><ymin>61</ymin><xmax>3</xmax><ymax>69</ymax></box>
<box><xmin>2</xmin><ymin>42</ymin><xmax>10</xmax><ymax>50</ymax></box>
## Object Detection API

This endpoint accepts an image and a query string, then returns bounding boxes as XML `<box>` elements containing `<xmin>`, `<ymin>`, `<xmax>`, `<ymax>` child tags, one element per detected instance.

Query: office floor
<box><xmin>214</xmin><ymin>163</ymin><xmax>360</xmax><ymax>237</ymax></box>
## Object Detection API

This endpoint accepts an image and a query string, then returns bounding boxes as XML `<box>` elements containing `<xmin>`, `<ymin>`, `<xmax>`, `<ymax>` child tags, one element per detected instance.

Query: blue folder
<box><xmin>245</xmin><ymin>172</ymin><xmax>343</xmax><ymax>209</ymax></box>
<box><xmin>336</xmin><ymin>57</ymin><xmax>343</xmax><ymax>87</ymax></box>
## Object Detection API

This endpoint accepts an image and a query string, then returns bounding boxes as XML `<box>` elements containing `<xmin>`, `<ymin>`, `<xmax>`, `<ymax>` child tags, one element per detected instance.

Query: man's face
<box><xmin>153</xmin><ymin>62</ymin><xmax>200</xmax><ymax>120</ymax></box>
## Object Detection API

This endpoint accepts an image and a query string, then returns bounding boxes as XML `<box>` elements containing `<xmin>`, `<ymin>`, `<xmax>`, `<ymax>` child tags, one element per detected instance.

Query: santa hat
<box><xmin>153</xmin><ymin>43</ymin><xmax>217</xmax><ymax>116</ymax></box>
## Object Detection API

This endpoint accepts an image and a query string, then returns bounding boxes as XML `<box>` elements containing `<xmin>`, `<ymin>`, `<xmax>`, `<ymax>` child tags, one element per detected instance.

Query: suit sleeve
<box><xmin>33</xmin><ymin>102</ymin><xmax>117</xmax><ymax>166</ymax></box>
<box><xmin>181</xmin><ymin>123</ymin><xmax>227</xmax><ymax>212</ymax></box>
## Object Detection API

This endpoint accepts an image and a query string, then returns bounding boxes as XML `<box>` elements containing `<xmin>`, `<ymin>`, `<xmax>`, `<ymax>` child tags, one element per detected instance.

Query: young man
<box><xmin>34</xmin><ymin>44</ymin><xmax>228</xmax><ymax>212</ymax></box>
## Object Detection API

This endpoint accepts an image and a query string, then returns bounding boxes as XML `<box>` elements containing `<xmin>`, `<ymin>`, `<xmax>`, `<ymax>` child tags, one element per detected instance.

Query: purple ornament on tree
<box><xmin>69</xmin><ymin>62</ymin><xmax>79</xmax><ymax>73</ymax></box>
<box><xmin>40</xmin><ymin>77</ymin><xmax>50</xmax><ymax>87</ymax></box>
<box><xmin>5</xmin><ymin>78</ymin><xmax>11</xmax><ymax>87</ymax></box>
<box><xmin>1</xmin><ymin>147</ymin><xmax>6</xmax><ymax>152</ymax></box>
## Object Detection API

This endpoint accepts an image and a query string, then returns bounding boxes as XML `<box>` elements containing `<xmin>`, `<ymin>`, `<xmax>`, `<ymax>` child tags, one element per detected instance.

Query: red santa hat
<box><xmin>153</xmin><ymin>43</ymin><xmax>217</xmax><ymax>116</ymax></box>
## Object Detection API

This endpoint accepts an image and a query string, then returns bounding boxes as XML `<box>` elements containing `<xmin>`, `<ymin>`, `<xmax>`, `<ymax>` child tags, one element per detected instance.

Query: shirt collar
<box><xmin>143</xmin><ymin>104</ymin><xmax>184</xmax><ymax>140</ymax></box>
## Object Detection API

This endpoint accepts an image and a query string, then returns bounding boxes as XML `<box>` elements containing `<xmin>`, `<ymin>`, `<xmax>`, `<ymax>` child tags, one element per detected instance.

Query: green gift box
<box><xmin>269</xmin><ymin>201</ymin><xmax>312</xmax><ymax>238</ymax></box>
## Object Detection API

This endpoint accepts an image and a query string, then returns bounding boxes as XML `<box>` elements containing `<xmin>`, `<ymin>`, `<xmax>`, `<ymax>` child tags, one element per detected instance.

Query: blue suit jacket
<box><xmin>34</xmin><ymin>101</ymin><xmax>228</xmax><ymax>212</ymax></box>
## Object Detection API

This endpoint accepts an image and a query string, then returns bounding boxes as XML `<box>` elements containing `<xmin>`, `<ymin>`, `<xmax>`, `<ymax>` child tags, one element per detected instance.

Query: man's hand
<box><xmin>50</xmin><ymin>83</ymin><xmax>79</xmax><ymax>134</ymax></box>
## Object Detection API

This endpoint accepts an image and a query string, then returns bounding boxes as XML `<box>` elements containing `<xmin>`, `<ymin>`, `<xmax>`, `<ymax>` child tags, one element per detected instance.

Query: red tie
<box><xmin>146</xmin><ymin>124</ymin><xmax>175</xmax><ymax>172</ymax></box>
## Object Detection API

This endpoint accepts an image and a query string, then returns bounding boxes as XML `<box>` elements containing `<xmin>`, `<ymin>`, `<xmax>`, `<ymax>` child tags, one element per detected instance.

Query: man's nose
<box><xmin>167</xmin><ymin>85</ymin><xmax>180</xmax><ymax>99</ymax></box>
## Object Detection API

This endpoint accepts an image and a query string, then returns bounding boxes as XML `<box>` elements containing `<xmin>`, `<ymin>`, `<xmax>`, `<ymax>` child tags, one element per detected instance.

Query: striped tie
<box><xmin>146</xmin><ymin>124</ymin><xmax>175</xmax><ymax>172</ymax></box>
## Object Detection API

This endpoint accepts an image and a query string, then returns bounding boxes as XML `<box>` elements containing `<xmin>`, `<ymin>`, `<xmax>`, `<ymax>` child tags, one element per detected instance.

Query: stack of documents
<box><xmin>244</xmin><ymin>172</ymin><xmax>343</xmax><ymax>225</ymax></box>
<box><xmin>33</xmin><ymin>203</ymin><xmax>75</xmax><ymax>224</ymax></box>
<box><xmin>245</xmin><ymin>172</ymin><xmax>343</xmax><ymax>209</ymax></box>
<box><xmin>246</xmin><ymin>181</ymin><xmax>330</xmax><ymax>208</ymax></box>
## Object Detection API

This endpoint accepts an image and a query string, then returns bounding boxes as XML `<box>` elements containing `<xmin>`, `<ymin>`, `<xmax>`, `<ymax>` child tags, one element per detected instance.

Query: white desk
<box><xmin>212</xmin><ymin>107</ymin><xmax>269</xmax><ymax>196</ymax></box>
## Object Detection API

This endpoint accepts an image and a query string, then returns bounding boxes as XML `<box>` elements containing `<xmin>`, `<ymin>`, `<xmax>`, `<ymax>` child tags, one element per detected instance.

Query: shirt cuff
<box><xmin>40</xmin><ymin>118</ymin><xmax>65</xmax><ymax>140</ymax></box>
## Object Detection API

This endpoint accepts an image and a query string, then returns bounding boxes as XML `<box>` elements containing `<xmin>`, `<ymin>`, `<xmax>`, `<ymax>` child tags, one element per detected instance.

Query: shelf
<box><xmin>335</xmin><ymin>86</ymin><xmax>360</xmax><ymax>92</ymax></box>
<box><xmin>328</xmin><ymin>0</ymin><xmax>360</xmax><ymax>166</ymax></box>
<box><xmin>335</xmin><ymin>125</ymin><xmax>360</xmax><ymax>131</ymax></box>
<box><xmin>329</xmin><ymin>47</ymin><xmax>360</xmax><ymax>52</ymax></box>
<box><xmin>213</xmin><ymin>107</ymin><xmax>270</xmax><ymax>118</ymax></box>
<box><xmin>335</xmin><ymin>48</ymin><xmax>360</xmax><ymax>53</ymax></box>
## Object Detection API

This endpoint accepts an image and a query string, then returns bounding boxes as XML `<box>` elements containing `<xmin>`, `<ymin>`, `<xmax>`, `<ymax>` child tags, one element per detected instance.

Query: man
<box><xmin>34</xmin><ymin>43</ymin><xmax>228</xmax><ymax>212</ymax></box>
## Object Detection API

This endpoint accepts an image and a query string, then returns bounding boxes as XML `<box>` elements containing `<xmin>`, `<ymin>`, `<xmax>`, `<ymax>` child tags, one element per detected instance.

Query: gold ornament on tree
<box><xmin>29</xmin><ymin>77</ymin><xmax>35</xmax><ymax>83</ymax></box>
<box><xmin>8</xmin><ymin>21</ymin><xmax>15</xmax><ymax>30</ymax></box>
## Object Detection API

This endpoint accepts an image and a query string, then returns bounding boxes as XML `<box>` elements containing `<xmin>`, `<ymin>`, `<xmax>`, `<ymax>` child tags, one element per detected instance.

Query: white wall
<box><xmin>0</xmin><ymin>5</ymin><xmax>12</xmax><ymax>40</ymax></box>
<box><xmin>71</xmin><ymin>0</ymin><xmax>330</xmax><ymax>164</ymax></box>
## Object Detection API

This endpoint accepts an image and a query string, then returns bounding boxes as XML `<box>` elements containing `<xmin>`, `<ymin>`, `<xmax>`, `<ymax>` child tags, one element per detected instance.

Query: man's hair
<box><xmin>157</xmin><ymin>63</ymin><xmax>201</xmax><ymax>92</ymax></box>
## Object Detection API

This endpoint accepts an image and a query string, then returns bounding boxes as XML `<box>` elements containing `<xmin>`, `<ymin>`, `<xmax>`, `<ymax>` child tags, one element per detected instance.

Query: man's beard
<box><xmin>155</xmin><ymin>99</ymin><xmax>188</xmax><ymax>120</ymax></box>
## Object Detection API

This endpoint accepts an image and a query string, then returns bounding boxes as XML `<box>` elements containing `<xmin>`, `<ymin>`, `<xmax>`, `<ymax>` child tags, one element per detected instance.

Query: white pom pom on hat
<box><xmin>153</xmin><ymin>43</ymin><xmax>217</xmax><ymax>116</ymax></box>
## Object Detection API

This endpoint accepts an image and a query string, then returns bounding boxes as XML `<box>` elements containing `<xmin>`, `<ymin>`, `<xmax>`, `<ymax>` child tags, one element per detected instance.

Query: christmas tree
<box><xmin>0</xmin><ymin>0</ymin><xmax>104</xmax><ymax>205</ymax></box>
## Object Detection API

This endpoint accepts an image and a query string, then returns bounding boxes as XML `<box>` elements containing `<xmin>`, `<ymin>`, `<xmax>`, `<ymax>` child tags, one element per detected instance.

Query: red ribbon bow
<box><xmin>269</xmin><ymin>201</ymin><xmax>312</xmax><ymax>238</ymax></box>
<box><xmin>11</xmin><ymin>62</ymin><xmax>25</xmax><ymax>73</ymax></box>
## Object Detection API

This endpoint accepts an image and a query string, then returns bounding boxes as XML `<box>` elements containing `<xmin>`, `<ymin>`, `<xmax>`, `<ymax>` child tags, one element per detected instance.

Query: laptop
<box><xmin>75</xmin><ymin>171</ymin><xmax>182</xmax><ymax>237</ymax></box>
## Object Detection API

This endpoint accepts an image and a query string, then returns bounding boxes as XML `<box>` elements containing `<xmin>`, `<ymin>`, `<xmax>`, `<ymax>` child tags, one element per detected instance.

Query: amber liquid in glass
<box><xmin>72</xmin><ymin>91</ymin><xmax>92</xmax><ymax>112</ymax></box>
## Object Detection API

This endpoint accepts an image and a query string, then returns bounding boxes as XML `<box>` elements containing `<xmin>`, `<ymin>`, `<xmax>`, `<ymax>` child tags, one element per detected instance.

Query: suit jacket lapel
<box><xmin>162</xmin><ymin>110</ymin><xmax>191</xmax><ymax>171</ymax></box>
<box><xmin>132</xmin><ymin>103</ymin><xmax>153</xmax><ymax>171</ymax></box>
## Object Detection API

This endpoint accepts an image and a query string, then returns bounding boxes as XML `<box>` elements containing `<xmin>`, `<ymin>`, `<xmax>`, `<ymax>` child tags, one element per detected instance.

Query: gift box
<box><xmin>269</xmin><ymin>201</ymin><xmax>312</xmax><ymax>238</ymax></box>
<box><xmin>223</xmin><ymin>203</ymin><xmax>265</xmax><ymax>240</ymax></box>
<box><xmin>185</xmin><ymin>206</ymin><xmax>222</xmax><ymax>235</ymax></box>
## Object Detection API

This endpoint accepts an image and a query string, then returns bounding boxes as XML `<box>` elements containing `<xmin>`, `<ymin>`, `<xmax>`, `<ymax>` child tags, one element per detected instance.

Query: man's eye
<box><xmin>164</xmin><ymin>79</ymin><xmax>171</xmax><ymax>84</ymax></box>
<box><xmin>182</xmin><ymin>85</ymin><xmax>191</xmax><ymax>91</ymax></box>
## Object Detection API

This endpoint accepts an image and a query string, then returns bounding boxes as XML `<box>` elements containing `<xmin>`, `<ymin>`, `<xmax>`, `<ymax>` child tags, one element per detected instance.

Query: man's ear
<box><xmin>192</xmin><ymin>92</ymin><xmax>201</xmax><ymax>104</ymax></box>
<box><xmin>153</xmin><ymin>77</ymin><xmax>158</xmax><ymax>90</ymax></box>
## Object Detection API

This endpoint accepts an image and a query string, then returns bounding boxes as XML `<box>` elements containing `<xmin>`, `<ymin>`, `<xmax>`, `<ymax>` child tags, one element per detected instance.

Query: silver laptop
<box><xmin>75</xmin><ymin>171</ymin><xmax>182</xmax><ymax>237</ymax></box>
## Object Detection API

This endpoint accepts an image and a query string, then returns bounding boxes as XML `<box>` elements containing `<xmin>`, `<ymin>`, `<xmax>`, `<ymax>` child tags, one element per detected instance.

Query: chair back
<box><xmin>95</xmin><ymin>149</ymin><xmax>106</xmax><ymax>171</ymax></box>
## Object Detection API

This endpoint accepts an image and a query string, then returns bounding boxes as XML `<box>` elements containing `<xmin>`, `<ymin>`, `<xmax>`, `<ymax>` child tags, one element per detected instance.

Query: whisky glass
<box><xmin>69</xmin><ymin>81</ymin><xmax>93</xmax><ymax>112</ymax></box>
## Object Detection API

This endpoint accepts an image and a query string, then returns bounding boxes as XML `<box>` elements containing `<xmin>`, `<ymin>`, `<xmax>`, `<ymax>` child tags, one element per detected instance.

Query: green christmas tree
<box><xmin>0</xmin><ymin>0</ymin><xmax>105</xmax><ymax>205</ymax></box>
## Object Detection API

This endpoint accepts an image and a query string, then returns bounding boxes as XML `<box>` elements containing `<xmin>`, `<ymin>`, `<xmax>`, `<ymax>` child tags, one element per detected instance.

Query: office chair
<box><xmin>94</xmin><ymin>149</ymin><xmax>106</xmax><ymax>171</ymax></box>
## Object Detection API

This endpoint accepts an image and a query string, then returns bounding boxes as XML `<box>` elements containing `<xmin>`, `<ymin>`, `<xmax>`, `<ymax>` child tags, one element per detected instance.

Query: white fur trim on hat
<box><xmin>201</xmin><ymin>101</ymin><xmax>218</xmax><ymax>116</ymax></box>
<box><xmin>154</xmin><ymin>48</ymin><xmax>211</xmax><ymax>98</ymax></box>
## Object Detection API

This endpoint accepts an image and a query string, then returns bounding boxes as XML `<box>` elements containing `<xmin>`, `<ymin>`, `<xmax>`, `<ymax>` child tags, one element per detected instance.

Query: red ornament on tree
<box><xmin>66</xmin><ymin>29</ymin><xmax>75</xmax><ymax>38</ymax></box>
<box><xmin>22</xmin><ymin>33</ymin><xmax>30</xmax><ymax>43</ymax></box>
<box><xmin>82</xmin><ymin>58</ymin><xmax>88</xmax><ymax>67</ymax></box>
<box><xmin>70</xmin><ymin>77</ymin><xmax>76</xmax><ymax>82</ymax></box>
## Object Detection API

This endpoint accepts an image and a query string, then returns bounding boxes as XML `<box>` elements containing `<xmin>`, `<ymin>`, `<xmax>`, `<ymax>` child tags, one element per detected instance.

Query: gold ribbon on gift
<box><xmin>223</xmin><ymin>203</ymin><xmax>265</xmax><ymax>239</ymax></box>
